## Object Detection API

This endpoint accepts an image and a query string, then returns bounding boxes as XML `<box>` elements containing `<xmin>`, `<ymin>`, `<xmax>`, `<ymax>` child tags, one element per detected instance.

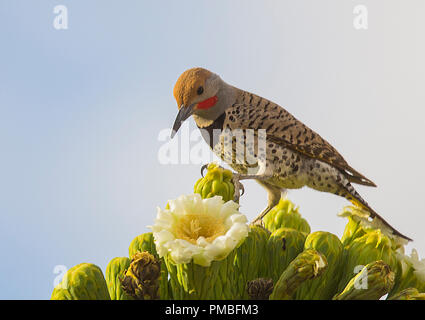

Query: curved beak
<box><xmin>171</xmin><ymin>104</ymin><xmax>195</xmax><ymax>138</ymax></box>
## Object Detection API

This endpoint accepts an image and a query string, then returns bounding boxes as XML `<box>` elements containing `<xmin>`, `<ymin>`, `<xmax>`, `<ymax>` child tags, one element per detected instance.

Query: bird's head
<box><xmin>171</xmin><ymin>67</ymin><xmax>233</xmax><ymax>137</ymax></box>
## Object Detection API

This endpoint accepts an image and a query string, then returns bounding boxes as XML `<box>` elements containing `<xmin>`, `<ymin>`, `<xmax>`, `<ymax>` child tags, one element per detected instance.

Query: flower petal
<box><xmin>152</xmin><ymin>194</ymin><xmax>249</xmax><ymax>266</ymax></box>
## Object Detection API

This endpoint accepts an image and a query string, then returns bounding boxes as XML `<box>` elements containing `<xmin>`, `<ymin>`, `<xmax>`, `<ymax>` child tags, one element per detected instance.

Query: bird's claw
<box><xmin>240</xmin><ymin>183</ymin><xmax>245</xmax><ymax>197</ymax></box>
<box><xmin>232</xmin><ymin>173</ymin><xmax>246</xmax><ymax>203</ymax></box>
<box><xmin>201</xmin><ymin>163</ymin><xmax>228</xmax><ymax>177</ymax></box>
<box><xmin>201</xmin><ymin>164</ymin><xmax>208</xmax><ymax>177</ymax></box>
<box><xmin>250</xmin><ymin>218</ymin><xmax>265</xmax><ymax>228</ymax></box>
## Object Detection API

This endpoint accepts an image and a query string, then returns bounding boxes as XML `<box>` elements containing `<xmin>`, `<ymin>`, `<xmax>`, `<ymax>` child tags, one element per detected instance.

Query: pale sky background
<box><xmin>0</xmin><ymin>1</ymin><xmax>424</xmax><ymax>299</ymax></box>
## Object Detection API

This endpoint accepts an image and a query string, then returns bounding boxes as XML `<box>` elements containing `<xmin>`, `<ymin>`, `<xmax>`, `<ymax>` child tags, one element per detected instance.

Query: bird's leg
<box><xmin>231</xmin><ymin>174</ymin><xmax>244</xmax><ymax>203</ymax></box>
<box><xmin>251</xmin><ymin>181</ymin><xmax>283</xmax><ymax>226</ymax></box>
<box><xmin>251</xmin><ymin>206</ymin><xmax>273</xmax><ymax>227</ymax></box>
<box><xmin>231</xmin><ymin>172</ymin><xmax>275</xmax><ymax>205</ymax></box>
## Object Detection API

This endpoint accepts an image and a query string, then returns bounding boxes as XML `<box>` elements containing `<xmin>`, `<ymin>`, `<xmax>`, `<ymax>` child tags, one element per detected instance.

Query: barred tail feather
<box><xmin>339</xmin><ymin>181</ymin><xmax>412</xmax><ymax>241</ymax></box>
<box><xmin>348</xmin><ymin>198</ymin><xmax>412</xmax><ymax>242</ymax></box>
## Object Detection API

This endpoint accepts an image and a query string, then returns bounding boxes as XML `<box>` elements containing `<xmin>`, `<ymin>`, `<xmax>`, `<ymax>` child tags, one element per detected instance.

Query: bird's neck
<box><xmin>193</xmin><ymin>114</ymin><xmax>216</xmax><ymax>128</ymax></box>
<box><xmin>195</xmin><ymin>113</ymin><xmax>226</xmax><ymax>149</ymax></box>
<box><xmin>193</xmin><ymin>83</ymin><xmax>241</xmax><ymax>128</ymax></box>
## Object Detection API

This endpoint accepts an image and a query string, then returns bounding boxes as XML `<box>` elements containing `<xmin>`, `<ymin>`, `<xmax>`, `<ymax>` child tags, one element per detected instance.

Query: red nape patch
<box><xmin>197</xmin><ymin>96</ymin><xmax>218</xmax><ymax>110</ymax></box>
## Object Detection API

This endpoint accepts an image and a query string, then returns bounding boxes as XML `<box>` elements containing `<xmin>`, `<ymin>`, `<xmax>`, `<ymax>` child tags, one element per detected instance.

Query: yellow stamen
<box><xmin>174</xmin><ymin>214</ymin><xmax>226</xmax><ymax>244</ymax></box>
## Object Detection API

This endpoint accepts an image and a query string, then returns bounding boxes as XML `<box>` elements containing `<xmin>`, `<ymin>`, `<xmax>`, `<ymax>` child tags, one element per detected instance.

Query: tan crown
<box><xmin>173</xmin><ymin>67</ymin><xmax>213</xmax><ymax>108</ymax></box>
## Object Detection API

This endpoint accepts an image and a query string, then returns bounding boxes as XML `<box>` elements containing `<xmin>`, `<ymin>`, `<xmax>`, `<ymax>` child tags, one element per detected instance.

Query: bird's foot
<box><xmin>250</xmin><ymin>205</ymin><xmax>273</xmax><ymax>226</ymax></box>
<box><xmin>250</xmin><ymin>218</ymin><xmax>265</xmax><ymax>228</ymax></box>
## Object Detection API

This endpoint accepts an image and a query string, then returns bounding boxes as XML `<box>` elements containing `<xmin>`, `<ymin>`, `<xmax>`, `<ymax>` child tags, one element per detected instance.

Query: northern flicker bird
<box><xmin>170</xmin><ymin>67</ymin><xmax>411</xmax><ymax>241</ymax></box>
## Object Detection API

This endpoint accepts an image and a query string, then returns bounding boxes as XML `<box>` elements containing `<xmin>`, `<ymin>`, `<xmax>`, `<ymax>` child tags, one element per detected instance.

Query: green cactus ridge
<box><xmin>164</xmin><ymin>256</ymin><xmax>224</xmax><ymax>300</ymax></box>
<box><xmin>267</xmin><ymin>227</ymin><xmax>306</xmax><ymax>283</ymax></box>
<box><xmin>233</xmin><ymin>225</ymin><xmax>271</xmax><ymax>299</ymax></box>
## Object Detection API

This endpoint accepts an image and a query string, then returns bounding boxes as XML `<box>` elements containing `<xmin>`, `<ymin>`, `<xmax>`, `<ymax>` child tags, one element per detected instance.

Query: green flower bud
<box><xmin>269</xmin><ymin>249</ymin><xmax>327</xmax><ymax>300</ymax></box>
<box><xmin>263</xmin><ymin>198</ymin><xmax>310</xmax><ymax>234</ymax></box>
<box><xmin>296</xmin><ymin>231</ymin><xmax>344</xmax><ymax>300</ymax></box>
<box><xmin>51</xmin><ymin>263</ymin><xmax>110</xmax><ymax>300</ymax></box>
<box><xmin>194</xmin><ymin>163</ymin><xmax>235</xmax><ymax>202</ymax></box>
<box><xmin>128</xmin><ymin>232</ymin><xmax>157</xmax><ymax>258</ymax></box>
<box><xmin>121</xmin><ymin>252</ymin><xmax>161</xmax><ymax>300</ymax></box>
<box><xmin>247</xmin><ymin>278</ymin><xmax>274</xmax><ymax>300</ymax></box>
<box><xmin>337</xmin><ymin>229</ymin><xmax>400</xmax><ymax>293</ymax></box>
<box><xmin>105</xmin><ymin>257</ymin><xmax>133</xmax><ymax>300</ymax></box>
<box><xmin>333</xmin><ymin>261</ymin><xmax>395</xmax><ymax>300</ymax></box>
<box><xmin>388</xmin><ymin>288</ymin><xmax>425</xmax><ymax>300</ymax></box>
<box><xmin>233</xmin><ymin>225</ymin><xmax>271</xmax><ymax>299</ymax></box>
<box><xmin>267</xmin><ymin>228</ymin><xmax>306</xmax><ymax>283</ymax></box>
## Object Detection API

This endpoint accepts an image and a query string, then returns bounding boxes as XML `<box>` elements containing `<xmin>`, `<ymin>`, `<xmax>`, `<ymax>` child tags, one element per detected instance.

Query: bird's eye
<box><xmin>197</xmin><ymin>86</ymin><xmax>204</xmax><ymax>95</ymax></box>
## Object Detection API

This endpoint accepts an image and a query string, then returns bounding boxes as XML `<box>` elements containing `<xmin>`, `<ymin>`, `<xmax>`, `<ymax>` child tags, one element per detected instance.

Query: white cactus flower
<box><xmin>150</xmin><ymin>194</ymin><xmax>249</xmax><ymax>267</ymax></box>
<box><xmin>400</xmin><ymin>249</ymin><xmax>425</xmax><ymax>283</ymax></box>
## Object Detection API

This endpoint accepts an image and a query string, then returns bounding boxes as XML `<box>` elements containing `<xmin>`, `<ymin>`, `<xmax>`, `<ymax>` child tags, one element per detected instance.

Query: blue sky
<box><xmin>0</xmin><ymin>1</ymin><xmax>424</xmax><ymax>299</ymax></box>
